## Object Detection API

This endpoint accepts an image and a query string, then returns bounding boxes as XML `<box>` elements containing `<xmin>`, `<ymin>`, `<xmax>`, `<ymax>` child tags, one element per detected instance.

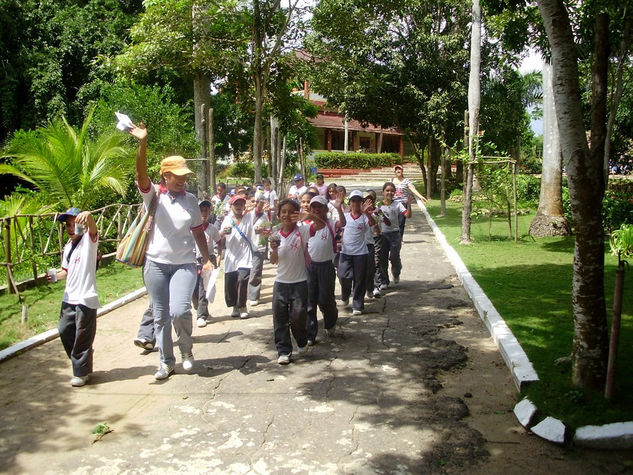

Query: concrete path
<box><xmin>0</xmin><ymin>208</ymin><xmax>628</xmax><ymax>474</ymax></box>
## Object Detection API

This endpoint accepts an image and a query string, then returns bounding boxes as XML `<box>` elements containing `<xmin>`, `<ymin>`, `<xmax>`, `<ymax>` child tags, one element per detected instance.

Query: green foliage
<box><xmin>220</xmin><ymin>161</ymin><xmax>269</xmax><ymax>180</ymax></box>
<box><xmin>610</xmin><ymin>224</ymin><xmax>633</xmax><ymax>259</ymax></box>
<box><xmin>602</xmin><ymin>190</ymin><xmax>633</xmax><ymax>234</ymax></box>
<box><xmin>514</xmin><ymin>173</ymin><xmax>540</xmax><ymax>206</ymax></box>
<box><xmin>314</xmin><ymin>152</ymin><xmax>401</xmax><ymax>170</ymax></box>
<box><xmin>1</xmin><ymin>109</ymin><xmax>131</xmax><ymax>209</ymax></box>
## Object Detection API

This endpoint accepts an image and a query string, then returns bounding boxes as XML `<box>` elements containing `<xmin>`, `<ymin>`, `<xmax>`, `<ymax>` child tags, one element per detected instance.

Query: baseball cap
<box><xmin>57</xmin><ymin>207</ymin><xmax>82</xmax><ymax>222</ymax></box>
<box><xmin>230</xmin><ymin>195</ymin><xmax>246</xmax><ymax>205</ymax></box>
<box><xmin>309</xmin><ymin>195</ymin><xmax>328</xmax><ymax>207</ymax></box>
<box><xmin>394</xmin><ymin>164</ymin><xmax>403</xmax><ymax>171</ymax></box>
<box><xmin>349</xmin><ymin>190</ymin><xmax>363</xmax><ymax>200</ymax></box>
<box><xmin>316</xmin><ymin>173</ymin><xmax>324</xmax><ymax>179</ymax></box>
<box><xmin>293</xmin><ymin>174</ymin><xmax>304</xmax><ymax>181</ymax></box>
<box><xmin>199</xmin><ymin>199</ymin><xmax>212</xmax><ymax>207</ymax></box>
<box><xmin>160</xmin><ymin>156</ymin><xmax>194</xmax><ymax>176</ymax></box>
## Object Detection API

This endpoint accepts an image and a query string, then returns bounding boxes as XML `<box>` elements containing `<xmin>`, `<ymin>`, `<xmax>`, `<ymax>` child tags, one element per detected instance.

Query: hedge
<box><xmin>314</xmin><ymin>152</ymin><xmax>402</xmax><ymax>169</ymax></box>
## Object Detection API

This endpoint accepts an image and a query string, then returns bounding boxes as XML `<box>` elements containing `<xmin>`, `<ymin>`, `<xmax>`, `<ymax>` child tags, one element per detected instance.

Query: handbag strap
<box><xmin>232</xmin><ymin>219</ymin><xmax>255</xmax><ymax>254</ymax></box>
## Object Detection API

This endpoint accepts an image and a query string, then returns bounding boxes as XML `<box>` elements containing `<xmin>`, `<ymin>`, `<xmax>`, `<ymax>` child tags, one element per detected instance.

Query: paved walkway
<box><xmin>0</xmin><ymin>205</ymin><xmax>626</xmax><ymax>473</ymax></box>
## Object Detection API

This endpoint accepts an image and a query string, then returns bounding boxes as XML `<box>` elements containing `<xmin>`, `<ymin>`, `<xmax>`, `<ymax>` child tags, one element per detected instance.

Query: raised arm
<box><xmin>407</xmin><ymin>182</ymin><xmax>427</xmax><ymax>203</ymax></box>
<box><xmin>129</xmin><ymin>123</ymin><xmax>150</xmax><ymax>191</ymax></box>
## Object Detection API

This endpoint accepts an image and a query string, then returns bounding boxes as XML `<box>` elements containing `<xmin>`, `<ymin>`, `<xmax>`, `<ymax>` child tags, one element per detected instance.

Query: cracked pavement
<box><xmin>1</xmin><ymin>209</ymin><xmax>628</xmax><ymax>474</ymax></box>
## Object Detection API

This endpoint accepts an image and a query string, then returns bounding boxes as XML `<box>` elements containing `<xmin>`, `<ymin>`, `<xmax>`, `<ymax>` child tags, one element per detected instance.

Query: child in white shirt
<box><xmin>50</xmin><ymin>208</ymin><xmax>99</xmax><ymax>387</ymax></box>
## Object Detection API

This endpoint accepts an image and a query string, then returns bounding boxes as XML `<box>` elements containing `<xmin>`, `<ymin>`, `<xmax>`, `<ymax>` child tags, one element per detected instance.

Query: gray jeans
<box><xmin>248</xmin><ymin>251</ymin><xmax>264</xmax><ymax>301</ymax></box>
<box><xmin>143</xmin><ymin>260</ymin><xmax>197</xmax><ymax>366</ymax></box>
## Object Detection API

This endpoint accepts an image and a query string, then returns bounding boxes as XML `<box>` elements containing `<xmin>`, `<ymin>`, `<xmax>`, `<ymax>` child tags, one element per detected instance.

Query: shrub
<box><xmin>515</xmin><ymin>174</ymin><xmax>540</xmax><ymax>206</ymax></box>
<box><xmin>314</xmin><ymin>152</ymin><xmax>401</xmax><ymax>169</ymax></box>
<box><xmin>603</xmin><ymin>190</ymin><xmax>633</xmax><ymax>234</ymax></box>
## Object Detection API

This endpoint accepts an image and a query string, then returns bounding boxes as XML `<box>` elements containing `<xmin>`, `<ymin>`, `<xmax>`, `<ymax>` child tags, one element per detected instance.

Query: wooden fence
<box><xmin>0</xmin><ymin>203</ymin><xmax>141</xmax><ymax>296</ymax></box>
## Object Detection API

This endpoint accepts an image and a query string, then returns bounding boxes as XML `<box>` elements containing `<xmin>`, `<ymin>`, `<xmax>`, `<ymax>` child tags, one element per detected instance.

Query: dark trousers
<box><xmin>224</xmin><ymin>268</ymin><xmax>250</xmax><ymax>308</ymax></box>
<box><xmin>192</xmin><ymin>273</ymin><xmax>209</xmax><ymax>318</ymax></box>
<box><xmin>58</xmin><ymin>302</ymin><xmax>97</xmax><ymax>377</ymax></box>
<box><xmin>137</xmin><ymin>305</ymin><xmax>154</xmax><ymax>342</ymax></box>
<box><xmin>273</xmin><ymin>281</ymin><xmax>308</xmax><ymax>355</ymax></box>
<box><xmin>398</xmin><ymin>213</ymin><xmax>406</xmax><ymax>239</ymax></box>
<box><xmin>307</xmin><ymin>260</ymin><xmax>338</xmax><ymax>341</ymax></box>
<box><xmin>338</xmin><ymin>253</ymin><xmax>368</xmax><ymax>311</ymax></box>
<box><xmin>373</xmin><ymin>235</ymin><xmax>383</xmax><ymax>288</ymax></box>
<box><xmin>377</xmin><ymin>231</ymin><xmax>402</xmax><ymax>286</ymax></box>
<box><xmin>248</xmin><ymin>251</ymin><xmax>264</xmax><ymax>301</ymax></box>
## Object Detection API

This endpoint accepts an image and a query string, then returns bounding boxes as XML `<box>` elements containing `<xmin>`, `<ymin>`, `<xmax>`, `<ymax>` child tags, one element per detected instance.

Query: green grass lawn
<box><xmin>0</xmin><ymin>262</ymin><xmax>144</xmax><ymax>351</ymax></box>
<box><xmin>425</xmin><ymin>199</ymin><xmax>633</xmax><ymax>429</ymax></box>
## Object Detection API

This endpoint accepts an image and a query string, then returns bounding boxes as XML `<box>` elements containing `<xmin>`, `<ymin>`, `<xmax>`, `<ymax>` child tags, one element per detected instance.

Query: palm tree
<box><xmin>0</xmin><ymin>109</ymin><xmax>131</xmax><ymax>209</ymax></box>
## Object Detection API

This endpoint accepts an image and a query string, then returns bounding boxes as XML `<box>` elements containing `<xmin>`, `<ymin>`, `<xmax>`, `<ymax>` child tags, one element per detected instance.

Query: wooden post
<box><xmin>4</xmin><ymin>219</ymin><xmax>13</xmax><ymax>294</ymax></box>
<box><xmin>344</xmin><ymin>120</ymin><xmax>349</xmax><ymax>153</ymax></box>
<box><xmin>208</xmin><ymin>107</ymin><xmax>216</xmax><ymax>193</ymax></box>
<box><xmin>199</xmin><ymin>103</ymin><xmax>209</xmax><ymax>198</ymax></box>
<box><xmin>512</xmin><ymin>160</ymin><xmax>518</xmax><ymax>243</ymax></box>
<box><xmin>605</xmin><ymin>258</ymin><xmax>625</xmax><ymax>400</ymax></box>
<box><xmin>28</xmin><ymin>216</ymin><xmax>38</xmax><ymax>282</ymax></box>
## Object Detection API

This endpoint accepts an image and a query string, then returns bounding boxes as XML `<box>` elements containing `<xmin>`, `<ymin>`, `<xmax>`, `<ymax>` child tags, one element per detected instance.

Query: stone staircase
<box><xmin>320</xmin><ymin>163</ymin><xmax>424</xmax><ymax>185</ymax></box>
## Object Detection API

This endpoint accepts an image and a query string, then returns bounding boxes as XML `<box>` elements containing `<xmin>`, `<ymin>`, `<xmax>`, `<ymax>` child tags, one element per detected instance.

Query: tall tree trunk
<box><xmin>253</xmin><ymin>74</ymin><xmax>264</xmax><ymax>182</ymax></box>
<box><xmin>537</xmin><ymin>0</ymin><xmax>608</xmax><ymax>390</ymax></box>
<box><xmin>462</xmin><ymin>0</ymin><xmax>481</xmax><ymax>244</ymax></box>
<box><xmin>193</xmin><ymin>73</ymin><xmax>211</xmax><ymax>196</ymax></box>
<box><xmin>529</xmin><ymin>62</ymin><xmax>570</xmax><ymax>237</ymax></box>
<box><xmin>208</xmin><ymin>107</ymin><xmax>216</xmax><ymax>193</ymax></box>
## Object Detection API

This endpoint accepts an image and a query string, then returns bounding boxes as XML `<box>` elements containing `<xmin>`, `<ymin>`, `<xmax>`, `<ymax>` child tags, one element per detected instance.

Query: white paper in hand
<box><xmin>203</xmin><ymin>268</ymin><xmax>221</xmax><ymax>302</ymax></box>
<box><xmin>115</xmin><ymin>111</ymin><xmax>134</xmax><ymax>131</ymax></box>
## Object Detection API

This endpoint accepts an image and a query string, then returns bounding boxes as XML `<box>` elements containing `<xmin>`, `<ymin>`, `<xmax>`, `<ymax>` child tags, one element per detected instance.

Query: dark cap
<box><xmin>57</xmin><ymin>208</ymin><xmax>81</xmax><ymax>222</ymax></box>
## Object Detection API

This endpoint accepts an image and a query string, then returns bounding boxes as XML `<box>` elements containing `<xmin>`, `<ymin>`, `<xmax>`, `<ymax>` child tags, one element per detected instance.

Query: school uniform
<box><xmin>247</xmin><ymin>210</ymin><xmax>271</xmax><ymax>302</ymax></box>
<box><xmin>338</xmin><ymin>212</ymin><xmax>370</xmax><ymax>311</ymax></box>
<box><xmin>377</xmin><ymin>201</ymin><xmax>406</xmax><ymax>287</ymax></box>
<box><xmin>221</xmin><ymin>213</ymin><xmax>255</xmax><ymax>308</ymax></box>
<box><xmin>272</xmin><ymin>225</ymin><xmax>310</xmax><ymax>356</ymax></box>
<box><xmin>58</xmin><ymin>231</ymin><xmax>100</xmax><ymax>378</ymax></box>
<box><xmin>306</xmin><ymin>219</ymin><xmax>339</xmax><ymax>342</ymax></box>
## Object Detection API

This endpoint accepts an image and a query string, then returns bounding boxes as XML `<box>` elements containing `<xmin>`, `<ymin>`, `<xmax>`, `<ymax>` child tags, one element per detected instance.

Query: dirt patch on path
<box><xmin>0</xmin><ymin>211</ymin><xmax>631</xmax><ymax>474</ymax></box>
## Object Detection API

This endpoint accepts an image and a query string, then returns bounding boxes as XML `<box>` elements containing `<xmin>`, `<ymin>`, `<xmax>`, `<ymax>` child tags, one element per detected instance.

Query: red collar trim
<box><xmin>159</xmin><ymin>183</ymin><xmax>185</xmax><ymax>196</ymax></box>
<box><xmin>280</xmin><ymin>225</ymin><xmax>297</xmax><ymax>238</ymax></box>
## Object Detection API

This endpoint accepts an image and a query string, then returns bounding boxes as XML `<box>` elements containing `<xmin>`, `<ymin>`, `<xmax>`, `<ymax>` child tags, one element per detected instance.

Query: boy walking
<box><xmin>50</xmin><ymin>208</ymin><xmax>100</xmax><ymax>387</ymax></box>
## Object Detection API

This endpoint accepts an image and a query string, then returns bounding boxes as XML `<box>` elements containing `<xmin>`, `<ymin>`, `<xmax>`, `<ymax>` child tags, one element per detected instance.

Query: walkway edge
<box><xmin>0</xmin><ymin>287</ymin><xmax>147</xmax><ymax>363</ymax></box>
<box><xmin>417</xmin><ymin>200</ymin><xmax>538</xmax><ymax>391</ymax></box>
<box><xmin>418</xmin><ymin>200</ymin><xmax>633</xmax><ymax>449</ymax></box>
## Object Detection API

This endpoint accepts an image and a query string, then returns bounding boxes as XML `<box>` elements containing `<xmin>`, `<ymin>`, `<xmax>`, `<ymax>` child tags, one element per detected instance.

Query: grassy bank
<box><xmin>0</xmin><ymin>263</ymin><xmax>144</xmax><ymax>350</ymax></box>
<box><xmin>425</xmin><ymin>199</ymin><xmax>633</xmax><ymax>428</ymax></box>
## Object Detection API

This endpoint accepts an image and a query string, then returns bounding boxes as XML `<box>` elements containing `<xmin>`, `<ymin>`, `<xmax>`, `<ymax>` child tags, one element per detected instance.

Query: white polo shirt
<box><xmin>140</xmin><ymin>181</ymin><xmax>203</xmax><ymax>265</ymax></box>
<box><xmin>62</xmin><ymin>232</ymin><xmax>100</xmax><ymax>309</ymax></box>
<box><xmin>379</xmin><ymin>201</ymin><xmax>406</xmax><ymax>234</ymax></box>
<box><xmin>221</xmin><ymin>213</ymin><xmax>255</xmax><ymax>272</ymax></box>
<box><xmin>195</xmin><ymin>222</ymin><xmax>221</xmax><ymax>259</ymax></box>
<box><xmin>341</xmin><ymin>212</ymin><xmax>370</xmax><ymax>255</ymax></box>
<box><xmin>308</xmin><ymin>219</ymin><xmax>337</xmax><ymax>263</ymax></box>
<box><xmin>274</xmin><ymin>225</ymin><xmax>310</xmax><ymax>283</ymax></box>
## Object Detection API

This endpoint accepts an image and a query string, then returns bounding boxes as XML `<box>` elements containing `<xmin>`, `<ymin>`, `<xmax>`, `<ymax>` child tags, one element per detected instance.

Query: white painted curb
<box><xmin>0</xmin><ymin>287</ymin><xmax>147</xmax><ymax>363</ymax></box>
<box><xmin>417</xmin><ymin>199</ymin><xmax>539</xmax><ymax>390</ymax></box>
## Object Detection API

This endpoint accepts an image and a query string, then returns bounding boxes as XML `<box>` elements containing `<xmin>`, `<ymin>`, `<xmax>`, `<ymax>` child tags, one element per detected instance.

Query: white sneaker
<box><xmin>182</xmin><ymin>354</ymin><xmax>194</xmax><ymax>372</ymax></box>
<box><xmin>277</xmin><ymin>354</ymin><xmax>291</xmax><ymax>365</ymax></box>
<box><xmin>197</xmin><ymin>317</ymin><xmax>207</xmax><ymax>328</ymax></box>
<box><xmin>340</xmin><ymin>298</ymin><xmax>349</xmax><ymax>307</ymax></box>
<box><xmin>352</xmin><ymin>309</ymin><xmax>362</xmax><ymax>316</ymax></box>
<box><xmin>297</xmin><ymin>345</ymin><xmax>308</xmax><ymax>355</ymax></box>
<box><xmin>373</xmin><ymin>288</ymin><xmax>382</xmax><ymax>298</ymax></box>
<box><xmin>231</xmin><ymin>306</ymin><xmax>240</xmax><ymax>318</ymax></box>
<box><xmin>71</xmin><ymin>375</ymin><xmax>89</xmax><ymax>387</ymax></box>
<box><xmin>379</xmin><ymin>284</ymin><xmax>388</xmax><ymax>292</ymax></box>
<box><xmin>249</xmin><ymin>299</ymin><xmax>259</xmax><ymax>306</ymax></box>
<box><xmin>307</xmin><ymin>339</ymin><xmax>315</xmax><ymax>346</ymax></box>
<box><xmin>154</xmin><ymin>363</ymin><xmax>175</xmax><ymax>380</ymax></box>
<box><xmin>239</xmin><ymin>307</ymin><xmax>249</xmax><ymax>319</ymax></box>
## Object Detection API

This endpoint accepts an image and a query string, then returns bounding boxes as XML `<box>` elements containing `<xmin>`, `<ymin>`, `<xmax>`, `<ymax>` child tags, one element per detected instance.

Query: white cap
<box><xmin>309</xmin><ymin>195</ymin><xmax>328</xmax><ymax>207</ymax></box>
<box><xmin>349</xmin><ymin>190</ymin><xmax>363</xmax><ymax>200</ymax></box>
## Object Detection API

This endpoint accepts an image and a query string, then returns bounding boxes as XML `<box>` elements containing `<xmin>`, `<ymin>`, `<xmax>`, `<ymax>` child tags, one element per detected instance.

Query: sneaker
<box><xmin>340</xmin><ymin>298</ymin><xmax>350</xmax><ymax>307</ymax></box>
<box><xmin>197</xmin><ymin>317</ymin><xmax>208</xmax><ymax>328</ymax></box>
<box><xmin>154</xmin><ymin>363</ymin><xmax>175</xmax><ymax>380</ymax></box>
<box><xmin>71</xmin><ymin>375</ymin><xmax>89</xmax><ymax>387</ymax></box>
<box><xmin>231</xmin><ymin>306</ymin><xmax>240</xmax><ymax>318</ymax></box>
<box><xmin>134</xmin><ymin>338</ymin><xmax>154</xmax><ymax>351</ymax></box>
<box><xmin>182</xmin><ymin>354</ymin><xmax>195</xmax><ymax>372</ymax></box>
<box><xmin>307</xmin><ymin>339</ymin><xmax>315</xmax><ymax>346</ymax></box>
<box><xmin>352</xmin><ymin>309</ymin><xmax>363</xmax><ymax>316</ymax></box>
<box><xmin>373</xmin><ymin>288</ymin><xmax>382</xmax><ymax>298</ymax></box>
<box><xmin>277</xmin><ymin>354</ymin><xmax>291</xmax><ymax>365</ymax></box>
<box><xmin>249</xmin><ymin>299</ymin><xmax>259</xmax><ymax>307</ymax></box>
<box><xmin>393</xmin><ymin>277</ymin><xmax>400</xmax><ymax>285</ymax></box>
<box><xmin>297</xmin><ymin>345</ymin><xmax>308</xmax><ymax>355</ymax></box>
<box><xmin>325</xmin><ymin>326</ymin><xmax>336</xmax><ymax>337</ymax></box>
<box><xmin>379</xmin><ymin>284</ymin><xmax>389</xmax><ymax>292</ymax></box>
<box><xmin>239</xmin><ymin>307</ymin><xmax>249</xmax><ymax>319</ymax></box>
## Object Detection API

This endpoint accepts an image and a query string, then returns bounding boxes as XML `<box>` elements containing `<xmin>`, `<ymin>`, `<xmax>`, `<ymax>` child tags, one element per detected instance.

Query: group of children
<box><xmin>53</xmin><ymin>177</ymin><xmax>414</xmax><ymax>386</ymax></box>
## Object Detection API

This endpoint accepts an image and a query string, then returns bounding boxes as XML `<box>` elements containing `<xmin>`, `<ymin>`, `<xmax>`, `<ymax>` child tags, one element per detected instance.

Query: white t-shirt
<box><xmin>250</xmin><ymin>210</ymin><xmax>272</xmax><ymax>252</ymax></box>
<box><xmin>379</xmin><ymin>201</ymin><xmax>406</xmax><ymax>234</ymax></box>
<box><xmin>263</xmin><ymin>189</ymin><xmax>278</xmax><ymax>209</ymax></box>
<box><xmin>341</xmin><ymin>212</ymin><xmax>370</xmax><ymax>255</ymax></box>
<box><xmin>221</xmin><ymin>213</ymin><xmax>255</xmax><ymax>272</ymax></box>
<box><xmin>274</xmin><ymin>225</ymin><xmax>310</xmax><ymax>283</ymax></box>
<box><xmin>288</xmin><ymin>185</ymin><xmax>307</xmax><ymax>200</ymax></box>
<box><xmin>195</xmin><ymin>222</ymin><xmax>221</xmax><ymax>259</ymax></box>
<box><xmin>140</xmin><ymin>182</ymin><xmax>203</xmax><ymax>265</ymax></box>
<box><xmin>62</xmin><ymin>232</ymin><xmax>100</xmax><ymax>309</ymax></box>
<box><xmin>308</xmin><ymin>219</ymin><xmax>337</xmax><ymax>263</ymax></box>
<box><xmin>392</xmin><ymin>177</ymin><xmax>412</xmax><ymax>205</ymax></box>
<box><xmin>211</xmin><ymin>194</ymin><xmax>230</xmax><ymax>229</ymax></box>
